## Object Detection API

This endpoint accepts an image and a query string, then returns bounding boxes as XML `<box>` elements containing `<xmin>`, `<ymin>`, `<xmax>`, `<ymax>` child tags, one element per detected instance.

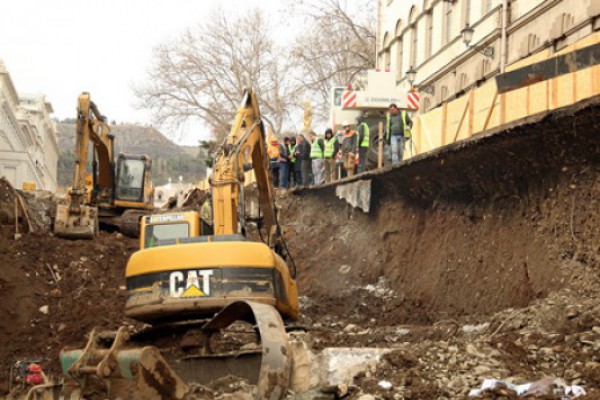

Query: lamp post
<box><xmin>461</xmin><ymin>23</ymin><xmax>495</xmax><ymax>58</ymax></box>
<box><xmin>405</xmin><ymin>66</ymin><xmax>435</xmax><ymax>96</ymax></box>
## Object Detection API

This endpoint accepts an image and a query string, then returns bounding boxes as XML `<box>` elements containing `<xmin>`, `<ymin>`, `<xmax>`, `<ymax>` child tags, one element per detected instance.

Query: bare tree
<box><xmin>291</xmin><ymin>0</ymin><xmax>376</xmax><ymax>122</ymax></box>
<box><xmin>135</xmin><ymin>8</ymin><xmax>301</xmax><ymax>142</ymax></box>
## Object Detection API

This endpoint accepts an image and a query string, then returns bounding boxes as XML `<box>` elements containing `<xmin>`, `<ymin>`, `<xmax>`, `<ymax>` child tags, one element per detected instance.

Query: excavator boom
<box><xmin>54</xmin><ymin>93</ymin><xmax>154</xmax><ymax>239</ymax></box>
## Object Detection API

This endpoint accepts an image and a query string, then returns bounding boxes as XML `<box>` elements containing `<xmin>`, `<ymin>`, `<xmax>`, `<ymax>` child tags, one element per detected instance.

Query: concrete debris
<box><xmin>377</xmin><ymin>380</ymin><xmax>392</xmax><ymax>390</ymax></box>
<box><xmin>335</xmin><ymin>179</ymin><xmax>371</xmax><ymax>213</ymax></box>
<box><xmin>38</xmin><ymin>305</ymin><xmax>49</xmax><ymax>315</ymax></box>
<box><xmin>468</xmin><ymin>377</ymin><xmax>586</xmax><ymax>398</ymax></box>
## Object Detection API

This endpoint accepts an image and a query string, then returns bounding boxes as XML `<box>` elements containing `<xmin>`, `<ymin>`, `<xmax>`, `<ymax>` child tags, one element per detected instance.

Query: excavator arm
<box><xmin>70</xmin><ymin>93</ymin><xmax>115</xmax><ymax>211</ymax></box>
<box><xmin>211</xmin><ymin>89</ymin><xmax>279</xmax><ymax>245</ymax></box>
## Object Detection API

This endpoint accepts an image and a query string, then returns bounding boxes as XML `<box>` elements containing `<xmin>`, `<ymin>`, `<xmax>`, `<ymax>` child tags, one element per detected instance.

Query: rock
<box><xmin>339</xmin><ymin>265</ymin><xmax>351</xmax><ymax>274</ymax></box>
<box><xmin>357</xmin><ymin>395</ymin><xmax>375</xmax><ymax>400</ymax></box>
<box><xmin>378</xmin><ymin>380</ymin><xmax>393</xmax><ymax>390</ymax></box>
<box><xmin>39</xmin><ymin>305</ymin><xmax>49</xmax><ymax>315</ymax></box>
<box><xmin>57</xmin><ymin>323</ymin><xmax>66</xmax><ymax>332</ymax></box>
<box><xmin>344</xmin><ymin>324</ymin><xmax>357</xmax><ymax>332</ymax></box>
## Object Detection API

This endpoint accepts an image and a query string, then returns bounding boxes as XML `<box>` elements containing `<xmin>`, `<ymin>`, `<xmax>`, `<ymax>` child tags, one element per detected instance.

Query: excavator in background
<box><xmin>51</xmin><ymin>89</ymin><xmax>298</xmax><ymax>400</ymax></box>
<box><xmin>54</xmin><ymin>93</ymin><xmax>154</xmax><ymax>239</ymax></box>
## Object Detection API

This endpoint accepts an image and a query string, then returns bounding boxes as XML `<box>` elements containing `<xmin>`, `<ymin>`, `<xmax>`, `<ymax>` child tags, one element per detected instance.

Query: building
<box><xmin>377</xmin><ymin>0</ymin><xmax>600</xmax><ymax>113</ymax></box>
<box><xmin>0</xmin><ymin>61</ymin><xmax>59</xmax><ymax>191</ymax></box>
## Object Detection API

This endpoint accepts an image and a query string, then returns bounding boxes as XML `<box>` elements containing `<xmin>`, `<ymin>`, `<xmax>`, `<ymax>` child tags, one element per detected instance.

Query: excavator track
<box><xmin>56</xmin><ymin>301</ymin><xmax>290</xmax><ymax>400</ymax></box>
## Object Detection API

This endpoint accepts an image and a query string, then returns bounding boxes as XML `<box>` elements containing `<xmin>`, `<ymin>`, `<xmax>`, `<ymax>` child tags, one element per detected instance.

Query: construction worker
<box><xmin>340</xmin><ymin>121</ymin><xmax>358</xmax><ymax>178</ymax></box>
<box><xmin>294</xmin><ymin>134</ymin><xmax>311</xmax><ymax>186</ymax></box>
<box><xmin>278</xmin><ymin>137</ymin><xmax>290</xmax><ymax>189</ymax></box>
<box><xmin>267</xmin><ymin>138</ymin><xmax>280</xmax><ymax>187</ymax></box>
<box><xmin>309</xmin><ymin>131</ymin><xmax>325</xmax><ymax>185</ymax></box>
<box><xmin>357</xmin><ymin>116</ymin><xmax>370</xmax><ymax>173</ymax></box>
<box><xmin>385</xmin><ymin>103</ymin><xmax>412</xmax><ymax>164</ymax></box>
<box><xmin>323</xmin><ymin>128</ymin><xmax>339</xmax><ymax>183</ymax></box>
<box><xmin>287</xmin><ymin>137</ymin><xmax>297</xmax><ymax>187</ymax></box>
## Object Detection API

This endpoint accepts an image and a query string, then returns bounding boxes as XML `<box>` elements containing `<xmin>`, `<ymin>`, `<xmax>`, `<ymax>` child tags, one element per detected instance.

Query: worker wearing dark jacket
<box><xmin>385</xmin><ymin>103</ymin><xmax>412</xmax><ymax>164</ymax></box>
<box><xmin>323</xmin><ymin>128</ymin><xmax>339</xmax><ymax>183</ymax></box>
<box><xmin>294</xmin><ymin>134</ymin><xmax>311</xmax><ymax>186</ymax></box>
<box><xmin>278</xmin><ymin>137</ymin><xmax>290</xmax><ymax>189</ymax></box>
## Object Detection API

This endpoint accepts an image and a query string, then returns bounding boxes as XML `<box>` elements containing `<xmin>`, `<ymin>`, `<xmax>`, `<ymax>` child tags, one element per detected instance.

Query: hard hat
<box><xmin>342</xmin><ymin>120</ymin><xmax>351</xmax><ymax>127</ymax></box>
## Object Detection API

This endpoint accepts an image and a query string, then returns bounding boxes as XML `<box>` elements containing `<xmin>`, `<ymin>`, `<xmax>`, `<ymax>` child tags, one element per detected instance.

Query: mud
<box><xmin>0</xmin><ymin>98</ymin><xmax>598</xmax><ymax>399</ymax></box>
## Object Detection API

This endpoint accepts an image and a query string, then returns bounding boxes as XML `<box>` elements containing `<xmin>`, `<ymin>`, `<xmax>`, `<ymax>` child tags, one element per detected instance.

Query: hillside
<box><xmin>56</xmin><ymin>123</ymin><xmax>207</xmax><ymax>188</ymax></box>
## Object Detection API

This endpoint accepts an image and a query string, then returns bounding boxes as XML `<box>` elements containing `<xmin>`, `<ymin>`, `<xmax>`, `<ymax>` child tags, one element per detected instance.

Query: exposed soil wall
<box><xmin>282</xmin><ymin>96</ymin><xmax>599</xmax><ymax>324</ymax></box>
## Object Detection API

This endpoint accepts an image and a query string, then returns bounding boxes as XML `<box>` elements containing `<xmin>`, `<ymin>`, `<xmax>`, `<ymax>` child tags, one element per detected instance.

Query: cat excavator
<box><xmin>54</xmin><ymin>93</ymin><xmax>154</xmax><ymax>239</ymax></box>
<box><xmin>31</xmin><ymin>89</ymin><xmax>298</xmax><ymax>400</ymax></box>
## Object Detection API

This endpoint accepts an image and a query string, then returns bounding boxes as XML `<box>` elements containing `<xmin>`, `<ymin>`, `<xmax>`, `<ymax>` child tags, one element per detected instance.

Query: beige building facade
<box><xmin>0</xmin><ymin>61</ymin><xmax>59</xmax><ymax>191</ymax></box>
<box><xmin>377</xmin><ymin>0</ymin><xmax>600</xmax><ymax>113</ymax></box>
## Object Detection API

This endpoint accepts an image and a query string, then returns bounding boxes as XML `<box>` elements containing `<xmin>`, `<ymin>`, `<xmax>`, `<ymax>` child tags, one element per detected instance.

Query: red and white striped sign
<box><xmin>342</xmin><ymin>90</ymin><xmax>357</xmax><ymax>108</ymax></box>
<box><xmin>407</xmin><ymin>91</ymin><xmax>420</xmax><ymax>110</ymax></box>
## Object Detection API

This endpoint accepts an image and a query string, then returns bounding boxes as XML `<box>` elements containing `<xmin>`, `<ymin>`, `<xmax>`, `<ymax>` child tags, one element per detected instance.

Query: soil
<box><xmin>0</xmin><ymin>98</ymin><xmax>598</xmax><ymax>399</ymax></box>
<box><xmin>0</xmin><ymin>231</ymin><xmax>138</xmax><ymax>394</ymax></box>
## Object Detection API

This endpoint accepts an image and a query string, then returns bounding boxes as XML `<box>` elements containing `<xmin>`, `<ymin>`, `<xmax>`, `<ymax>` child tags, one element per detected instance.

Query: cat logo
<box><xmin>169</xmin><ymin>270</ymin><xmax>214</xmax><ymax>298</ymax></box>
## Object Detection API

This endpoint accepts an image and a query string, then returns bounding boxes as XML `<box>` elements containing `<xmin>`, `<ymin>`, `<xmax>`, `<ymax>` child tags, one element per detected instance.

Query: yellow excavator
<box><xmin>54</xmin><ymin>93</ymin><xmax>154</xmax><ymax>239</ymax></box>
<box><xmin>49</xmin><ymin>89</ymin><xmax>298</xmax><ymax>399</ymax></box>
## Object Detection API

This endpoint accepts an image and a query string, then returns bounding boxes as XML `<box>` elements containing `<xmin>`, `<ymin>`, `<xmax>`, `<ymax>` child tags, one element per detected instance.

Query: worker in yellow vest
<box><xmin>357</xmin><ymin>118</ymin><xmax>370</xmax><ymax>173</ymax></box>
<box><xmin>385</xmin><ymin>103</ymin><xmax>412</xmax><ymax>164</ymax></box>
<box><xmin>323</xmin><ymin>129</ymin><xmax>339</xmax><ymax>183</ymax></box>
<box><xmin>309</xmin><ymin>131</ymin><xmax>325</xmax><ymax>185</ymax></box>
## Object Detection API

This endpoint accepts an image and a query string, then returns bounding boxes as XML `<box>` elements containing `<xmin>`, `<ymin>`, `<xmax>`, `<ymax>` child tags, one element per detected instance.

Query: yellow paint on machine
<box><xmin>126</xmin><ymin>241</ymin><xmax>277</xmax><ymax>277</ymax></box>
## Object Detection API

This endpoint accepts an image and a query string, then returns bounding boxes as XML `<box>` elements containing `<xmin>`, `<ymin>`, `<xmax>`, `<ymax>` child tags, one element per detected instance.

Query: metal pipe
<box><xmin>500</xmin><ymin>0</ymin><xmax>508</xmax><ymax>73</ymax></box>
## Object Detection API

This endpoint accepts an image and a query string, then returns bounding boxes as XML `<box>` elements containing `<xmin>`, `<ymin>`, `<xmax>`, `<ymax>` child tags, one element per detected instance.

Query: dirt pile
<box><xmin>280</xmin><ymin>97</ymin><xmax>600</xmax><ymax>398</ymax></box>
<box><xmin>0</xmin><ymin>231</ymin><xmax>138</xmax><ymax>394</ymax></box>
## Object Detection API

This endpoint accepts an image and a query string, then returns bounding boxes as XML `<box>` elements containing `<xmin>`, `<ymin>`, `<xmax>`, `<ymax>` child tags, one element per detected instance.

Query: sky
<box><xmin>0</xmin><ymin>0</ymin><xmax>291</xmax><ymax>145</ymax></box>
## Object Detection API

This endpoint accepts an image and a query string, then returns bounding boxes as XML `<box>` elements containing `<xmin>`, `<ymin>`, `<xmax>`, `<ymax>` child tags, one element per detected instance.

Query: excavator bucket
<box><xmin>54</xmin><ymin>204</ymin><xmax>98</xmax><ymax>239</ymax></box>
<box><xmin>53</xmin><ymin>301</ymin><xmax>290</xmax><ymax>400</ymax></box>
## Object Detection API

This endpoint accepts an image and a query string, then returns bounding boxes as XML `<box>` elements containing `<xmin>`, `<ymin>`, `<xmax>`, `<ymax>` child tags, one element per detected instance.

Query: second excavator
<box><xmin>48</xmin><ymin>89</ymin><xmax>299</xmax><ymax>400</ymax></box>
<box><xmin>55</xmin><ymin>93</ymin><xmax>154</xmax><ymax>239</ymax></box>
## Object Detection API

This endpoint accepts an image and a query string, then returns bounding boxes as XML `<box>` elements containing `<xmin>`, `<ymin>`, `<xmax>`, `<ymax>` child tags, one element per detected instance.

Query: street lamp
<box><xmin>406</xmin><ymin>66</ymin><xmax>417</xmax><ymax>87</ymax></box>
<box><xmin>461</xmin><ymin>23</ymin><xmax>495</xmax><ymax>58</ymax></box>
<box><xmin>405</xmin><ymin>66</ymin><xmax>435</xmax><ymax>95</ymax></box>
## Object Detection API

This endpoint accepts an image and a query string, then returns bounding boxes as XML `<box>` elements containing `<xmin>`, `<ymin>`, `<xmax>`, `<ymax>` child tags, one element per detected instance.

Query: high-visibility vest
<box><xmin>268</xmin><ymin>144</ymin><xmax>280</xmax><ymax>159</ymax></box>
<box><xmin>287</xmin><ymin>144</ymin><xmax>296</xmax><ymax>163</ymax></box>
<box><xmin>310</xmin><ymin>138</ymin><xmax>324</xmax><ymax>159</ymax></box>
<box><xmin>359</xmin><ymin>123</ymin><xmax>370</xmax><ymax>148</ymax></box>
<box><xmin>324</xmin><ymin>137</ymin><xmax>337</xmax><ymax>158</ymax></box>
<box><xmin>385</xmin><ymin>111</ymin><xmax>411</xmax><ymax>140</ymax></box>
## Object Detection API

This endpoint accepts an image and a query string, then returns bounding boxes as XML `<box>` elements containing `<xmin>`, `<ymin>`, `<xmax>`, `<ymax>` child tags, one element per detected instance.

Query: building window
<box><xmin>425</xmin><ymin>12</ymin><xmax>433</xmax><ymax>58</ymax></box>
<box><xmin>441</xmin><ymin>86</ymin><xmax>449</xmax><ymax>101</ymax></box>
<box><xmin>396</xmin><ymin>40</ymin><xmax>404</xmax><ymax>79</ymax></box>
<box><xmin>459</xmin><ymin>73</ymin><xmax>469</xmax><ymax>90</ymax></box>
<box><xmin>562</xmin><ymin>13</ymin><xmax>574</xmax><ymax>34</ymax></box>
<box><xmin>411</xmin><ymin>25</ymin><xmax>418</xmax><ymax>66</ymax></box>
<box><xmin>463</xmin><ymin>0</ymin><xmax>472</xmax><ymax>26</ymax></box>
<box><xmin>528</xmin><ymin>34</ymin><xmax>540</xmax><ymax>54</ymax></box>
<box><xmin>444</xmin><ymin>1</ymin><xmax>454</xmax><ymax>45</ymax></box>
<box><xmin>385</xmin><ymin>50</ymin><xmax>391</xmax><ymax>70</ymax></box>
<box><xmin>483</xmin><ymin>0</ymin><xmax>493</xmax><ymax>14</ymax></box>
<box><xmin>422</xmin><ymin>98</ymin><xmax>432</xmax><ymax>113</ymax></box>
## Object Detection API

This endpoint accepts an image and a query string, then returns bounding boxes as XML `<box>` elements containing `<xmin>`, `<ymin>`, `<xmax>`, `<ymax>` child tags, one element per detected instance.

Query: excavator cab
<box><xmin>114</xmin><ymin>154</ymin><xmax>153</xmax><ymax>210</ymax></box>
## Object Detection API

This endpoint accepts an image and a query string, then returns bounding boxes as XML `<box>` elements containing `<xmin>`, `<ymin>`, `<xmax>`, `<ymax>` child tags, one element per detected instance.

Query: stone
<box><xmin>39</xmin><ymin>305</ymin><xmax>49</xmax><ymax>314</ymax></box>
<box><xmin>357</xmin><ymin>395</ymin><xmax>375</xmax><ymax>400</ymax></box>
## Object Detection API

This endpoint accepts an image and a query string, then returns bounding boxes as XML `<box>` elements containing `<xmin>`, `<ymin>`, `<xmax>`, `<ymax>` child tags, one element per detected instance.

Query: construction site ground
<box><xmin>0</xmin><ymin>96</ymin><xmax>599</xmax><ymax>399</ymax></box>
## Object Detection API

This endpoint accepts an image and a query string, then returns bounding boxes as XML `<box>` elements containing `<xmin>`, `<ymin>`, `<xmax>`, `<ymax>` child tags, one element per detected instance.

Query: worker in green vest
<box><xmin>357</xmin><ymin>117</ymin><xmax>370</xmax><ymax>173</ymax></box>
<box><xmin>287</xmin><ymin>137</ymin><xmax>297</xmax><ymax>187</ymax></box>
<box><xmin>309</xmin><ymin>131</ymin><xmax>325</xmax><ymax>185</ymax></box>
<box><xmin>323</xmin><ymin>129</ymin><xmax>339</xmax><ymax>183</ymax></box>
<box><xmin>385</xmin><ymin>103</ymin><xmax>412</xmax><ymax>164</ymax></box>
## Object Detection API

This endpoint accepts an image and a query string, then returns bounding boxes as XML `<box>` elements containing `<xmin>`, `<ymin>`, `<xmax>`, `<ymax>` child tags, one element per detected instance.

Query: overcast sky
<box><xmin>0</xmin><ymin>0</ymin><xmax>293</xmax><ymax>145</ymax></box>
